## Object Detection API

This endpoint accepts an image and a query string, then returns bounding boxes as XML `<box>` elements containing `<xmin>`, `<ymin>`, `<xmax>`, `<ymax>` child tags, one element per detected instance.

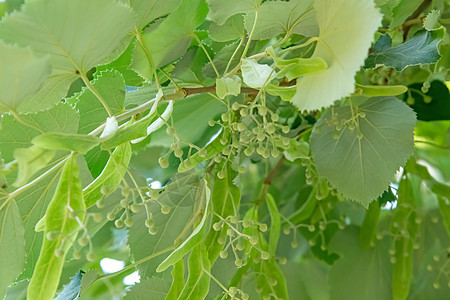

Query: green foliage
<box><xmin>0</xmin><ymin>0</ymin><xmax>449</xmax><ymax>299</ymax></box>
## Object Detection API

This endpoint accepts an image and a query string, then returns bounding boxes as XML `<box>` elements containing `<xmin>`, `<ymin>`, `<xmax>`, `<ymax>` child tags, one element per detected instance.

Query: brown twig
<box><xmin>264</xmin><ymin>156</ymin><xmax>286</xmax><ymax>185</ymax></box>
<box><xmin>402</xmin><ymin>0</ymin><xmax>431</xmax><ymax>40</ymax></box>
<box><xmin>182</xmin><ymin>85</ymin><xmax>259</xmax><ymax>96</ymax></box>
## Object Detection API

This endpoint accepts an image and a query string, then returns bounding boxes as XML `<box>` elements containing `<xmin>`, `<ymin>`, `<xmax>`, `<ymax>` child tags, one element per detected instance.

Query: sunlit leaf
<box><xmin>206</xmin><ymin>0</ymin><xmax>261</xmax><ymax>25</ymax></box>
<box><xmin>13</xmin><ymin>145</ymin><xmax>55</xmax><ymax>187</ymax></box>
<box><xmin>54</xmin><ymin>271</ymin><xmax>83</xmax><ymax>300</ymax></box>
<box><xmin>292</xmin><ymin>0</ymin><xmax>382</xmax><ymax>111</ymax></box>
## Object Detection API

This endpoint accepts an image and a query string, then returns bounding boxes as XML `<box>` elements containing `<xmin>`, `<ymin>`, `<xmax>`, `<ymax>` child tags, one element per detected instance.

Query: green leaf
<box><xmin>128</xmin><ymin>172</ymin><xmax>203</xmax><ymax>278</ymax></box>
<box><xmin>365</xmin><ymin>29</ymin><xmax>445</xmax><ymax>71</ymax></box>
<box><xmin>0</xmin><ymin>0</ymin><xmax>135</xmax><ymax>111</ymax></box>
<box><xmin>13</xmin><ymin>145</ymin><xmax>55</xmax><ymax>187</ymax></box>
<box><xmin>177</xmin><ymin>244</ymin><xmax>211</xmax><ymax>300</ymax></box>
<box><xmin>202</xmin><ymin>41</ymin><xmax>243</xmax><ymax>78</ymax></box>
<box><xmin>0</xmin><ymin>41</ymin><xmax>51</xmax><ymax>113</ymax></box>
<box><xmin>124</xmin><ymin>277</ymin><xmax>171</xmax><ymax>300</ymax></box>
<box><xmin>0</xmin><ymin>103</ymin><xmax>79</xmax><ymax>162</ymax></box>
<box><xmin>310</xmin><ymin>97</ymin><xmax>416</xmax><ymax>207</ymax></box>
<box><xmin>27</xmin><ymin>154</ymin><xmax>85</xmax><ymax>300</ymax></box>
<box><xmin>131</xmin><ymin>0</ymin><xmax>208</xmax><ymax>80</ymax></box>
<box><xmin>266</xmin><ymin>194</ymin><xmax>281</xmax><ymax>256</ymax></box>
<box><xmin>54</xmin><ymin>271</ymin><xmax>83</xmax><ymax>300</ymax></box>
<box><xmin>204</xmin><ymin>162</ymin><xmax>240</xmax><ymax>262</ymax></box>
<box><xmin>216</xmin><ymin>75</ymin><xmax>242</xmax><ymax>99</ymax></box>
<box><xmin>241</xmin><ymin>59</ymin><xmax>276</xmax><ymax>89</ymax></box>
<box><xmin>32</xmin><ymin>133</ymin><xmax>99</xmax><ymax>154</ymax></box>
<box><xmin>291</xmin><ymin>0</ymin><xmax>382</xmax><ymax>111</ymax></box>
<box><xmin>390</xmin><ymin>0</ymin><xmax>423</xmax><ymax>29</ymax></box>
<box><xmin>244</xmin><ymin>0</ymin><xmax>318</xmax><ymax>40</ymax></box>
<box><xmin>166</xmin><ymin>260</ymin><xmax>184</xmax><ymax>300</ymax></box>
<box><xmin>209</xmin><ymin>14</ymin><xmax>245</xmax><ymax>42</ymax></box>
<box><xmin>206</xmin><ymin>0</ymin><xmax>261</xmax><ymax>25</ymax></box>
<box><xmin>0</xmin><ymin>199</ymin><xmax>25</xmax><ymax>300</ymax></box>
<box><xmin>355</xmin><ymin>83</ymin><xmax>408</xmax><ymax>97</ymax></box>
<box><xmin>129</xmin><ymin>0</ymin><xmax>182</xmax><ymax>30</ymax></box>
<box><xmin>328</xmin><ymin>226</ymin><xmax>393</xmax><ymax>300</ymax></box>
<box><xmin>68</xmin><ymin>70</ymin><xmax>126</xmax><ymax>135</ymax></box>
<box><xmin>83</xmin><ymin>143</ymin><xmax>132</xmax><ymax>208</ymax></box>
<box><xmin>157</xmin><ymin>181</ymin><xmax>210</xmax><ymax>272</ymax></box>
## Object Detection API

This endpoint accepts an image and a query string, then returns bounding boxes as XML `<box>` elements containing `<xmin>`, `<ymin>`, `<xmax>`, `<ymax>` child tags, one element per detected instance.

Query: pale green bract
<box><xmin>292</xmin><ymin>0</ymin><xmax>382</xmax><ymax>112</ymax></box>
<box><xmin>241</xmin><ymin>59</ymin><xmax>276</xmax><ymax>89</ymax></box>
<box><xmin>310</xmin><ymin>97</ymin><xmax>416</xmax><ymax>207</ymax></box>
<box><xmin>216</xmin><ymin>75</ymin><xmax>242</xmax><ymax>99</ymax></box>
<box><xmin>0</xmin><ymin>41</ymin><xmax>51</xmax><ymax>113</ymax></box>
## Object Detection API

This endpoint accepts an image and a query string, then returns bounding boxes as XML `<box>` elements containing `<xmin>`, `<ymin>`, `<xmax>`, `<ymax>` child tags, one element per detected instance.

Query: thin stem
<box><xmin>278</xmin><ymin>36</ymin><xmax>319</xmax><ymax>55</ymax></box>
<box><xmin>241</xmin><ymin>10</ymin><xmax>258</xmax><ymax>59</ymax></box>
<box><xmin>8</xmin><ymin>155</ymin><xmax>68</xmax><ymax>199</ymax></box>
<box><xmin>224</xmin><ymin>36</ymin><xmax>245</xmax><ymax>75</ymax></box>
<box><xmin>80</xmin><ymin>73</ymin><xmax>113</xmax><ymax>117</ymax></box>
<box><xmin>193</xmin><ymin>34</ymin><xmax>221</xmax><ymax>78</ymax></box>
<box><xmin>10</xmin><ymin>110</ymin><xmax>44</xmax><ymax>133</ymax></box>
<box><xmin>135</xmin><ymin>28</ymin><xmax>161</xmax><ymax>89</ymax></box>
<box><xmin>95</xmin><ymin>245</ymin><xmax>175</xmax><ymax>281</ymax></box>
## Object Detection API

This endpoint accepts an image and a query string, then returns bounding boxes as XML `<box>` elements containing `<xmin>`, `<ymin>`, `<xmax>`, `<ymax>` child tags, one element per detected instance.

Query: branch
<box><xmin>183</xmin><ymin>85</ymin><xmax>259</xmax><ymax>96</ymax></box>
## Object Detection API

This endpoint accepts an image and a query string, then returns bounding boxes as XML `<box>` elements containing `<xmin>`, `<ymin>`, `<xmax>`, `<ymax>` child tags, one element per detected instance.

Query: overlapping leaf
<box><xmin>0</xmin><ymin>0</ymin><xmax>135</xmax><ymax>111</ymax></box>
<box><xmin>0</xmin><ymin>41</ymin><xmax>51</xmax><ymax>113</ymax></box>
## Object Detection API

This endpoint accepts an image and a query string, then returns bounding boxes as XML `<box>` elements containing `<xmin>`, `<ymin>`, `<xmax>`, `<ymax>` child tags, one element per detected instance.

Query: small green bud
<box><xmin>208</xmin><ymin>120</ymin><xmax>215</xmax><ymax>127</ymax></box>
<box><xmin>166</xmin><ymin>127</ymin><xmax>175</xmax><ymax>135</ymax></box>
<box><xmin>213</xmin><ymin>222</ymin><xmax>222</xmax><ymax>231</ymax></box>
<box><xmin>96</xmin><ymin>199</ymin><xmax>105</xmax><ymax>208</ymax></box>
<box><xmin>219</xmin><ymin>250</ymin><xmax>228</xmax><ymax>259</ymax></box>
<box><xmin>234</xmin><ymin>258</ymin><xmax>243</xmax><ymax>267</ymax></box>
<box><xmin>161</xmin><ymin>205</ymin><xmax>171</xmax><ymax>214</ymax></box>
<box><xmin>100</xmin><ymin>186</ymin><xmax>111</xmax><ymax>195</ymax></box>
<box><xmin>281</xmin><ymin>126</ymin><xmax>290</xmax><ymax>133</ymax></box>
<box><xmin>93</xmin><ymin>213</ymin><xmax>103</xmax><ymax>223</ymax></box>
<box><xmin>115</xmin><ymin>220</ymin><xmax>124</xmax><ymax>228</ymax></box>
<box><xmin>174</xmin><ymin>149</ymin><xmax>183</xmax><ymax>158</ymax></box>
<box><xmin>78</xmin><ymin>236</ymin><xmax>89</xmax><ymax>247</ymax></box>
<box><xmin>158</xmin><ymin>157</ymin><xmax>169</xmax><ymax>168</ymax></box>
<box><xmin>54</xmin><ymin>248</ymin><xmax>65</xmax><ymax>257</ymax></box>
<box><xmin>237</xmin><ymin>123</ymin><xmax>246</xmax><ymax>131</ymax></box>
<box><xmin>221</xmin><ymin>113</ymin><xmax>230</xmax><ymax>122</ymax></box>
<box><xmin>217</xmin><ymin>170</ymin><xmax>226</xmax><ymax>179</ymax></box>
<box><xmin>240</xmin><ymin>108</ymin><xmax>248</xmax><ymax>117</ymax></box>
<box><xmin>198</xmin><ymin>149</ymin><xmax>207</xmax><ymax>157</ymax></box>
<box><xmin>231</xmin><ymin>102</ymin><xmax>240</xmax><ymax>110</ymax></box>
<box><xmin>259</xmin><ymin>223</ymin><xmax>268</xmax><ymax>232</ymax></box>
<box><xmin>148</xmin><ymin>226</ymin><xmax>158</xmax><ymax>235</ymax></box>
<box><xmin>121</xmin><ymin>187</ymin><xmax>130</xmax><ymax>197</ymax></box>
<box><xmin>86</xmin><ymin>251</ymin><xmax>96</xmax><ymax>262</ymax></box>
<box><xmin>106</xmin><ymin>212</ymin><xmax>116</xmax><ymax>221</ymax></box>
<box><xmin>261</xmin><ymin>251</ymin><xmax>270</xmax><ymax>260</ymax></box>
<box><xmin>258</xmin><ymin>106</ymin><xmax>268</xmax><ymax>116</ymax></box>
<box><xmin>130</xmin><ymin>204</ymin><xmax>140</xmax><ymax>213</ymax></box>
<box><xmin>73</xmin><ymin>250</ymin><xmax>82</xmax><ymax>260</ymax></box>
<box><xmin>124</xmin><ymin>218</ymin><xmax>133</xmax><ymax>227</ymax></box>
<box><xmin>145</xmin><ymin>219</ymin><xmax>154</xmax><ymax>228</ymax></box>
<box><xmin>244</xmin><ymin>146</ymin><xmax>255</xmax><ymax>156</ymax></box>
<box><xmin>249</xmin><ymin>236</ymin><xmax>258</xmax><ymax>245</ymax></box>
